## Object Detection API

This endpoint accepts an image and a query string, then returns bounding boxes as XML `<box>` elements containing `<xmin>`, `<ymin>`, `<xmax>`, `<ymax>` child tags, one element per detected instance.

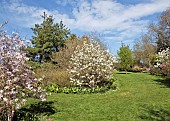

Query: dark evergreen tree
<box><xmin>27</xmin><ymin>12</ymin><xmax>70</xmax><ymax>62</ymax></box>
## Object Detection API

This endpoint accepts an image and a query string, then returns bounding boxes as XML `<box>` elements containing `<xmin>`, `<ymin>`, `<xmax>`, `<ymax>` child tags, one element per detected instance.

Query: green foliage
<box><xmin>117</xmin><ymin>44</ymin><xmax>134</xmax><ymax>71</ymax></box>
<box><xmin>45</xmin><ymin>78</ymin><xmax>117</xmax><ymax>94</ymax></box>
<box><xmin>150</xmin><ymin>54</ymin><xmax>158</xmax><ymax>66</ymax></box>
<box><xmin>26</xmin><ymin>61</ymin><xmax>43</xmax><ymax>69</ymax></box>
<box><xmin>27</xmin><ymin>12</ymin><xmax>70</xmax><ymax>62</ymax></box>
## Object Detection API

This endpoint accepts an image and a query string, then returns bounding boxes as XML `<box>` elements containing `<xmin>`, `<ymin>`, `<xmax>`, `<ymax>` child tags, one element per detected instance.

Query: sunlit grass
<box><xmin>20</xmin><ymin>72</ymin><xmax>170</xmax><ymax>121</ymax></box>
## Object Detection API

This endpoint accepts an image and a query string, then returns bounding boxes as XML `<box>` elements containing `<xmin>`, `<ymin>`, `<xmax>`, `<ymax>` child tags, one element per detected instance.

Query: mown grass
<box><xmin>19</xmin><ymin>72</ymin><xmax>170</xmax><ymax>121</ymax></box>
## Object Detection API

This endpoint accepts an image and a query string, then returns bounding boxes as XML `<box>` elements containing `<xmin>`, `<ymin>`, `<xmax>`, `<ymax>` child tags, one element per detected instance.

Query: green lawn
<box><xmin>18</xmin><ymin>72</ymin><xmax>170</xmax><ymax>121</ymax></box>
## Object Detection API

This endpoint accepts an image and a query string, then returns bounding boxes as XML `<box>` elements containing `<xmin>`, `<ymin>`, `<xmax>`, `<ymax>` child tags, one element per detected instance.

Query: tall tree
<box><xmin>133</xmin><ymin>34</ymin><xmax>156</xmax><ymax>67</ymax></box>
<box><xmin>117</xmin><ymin>43</ymin><xmax>134</xmax><ymax>71</ymax></box>
<box><xmin>149</xmin><ymin>9</ymin><xmax>170</xmax><ymax>51</ymax></box>
<box><xmin>27</xmin><ymin>12</ymin><xmax>70</xmax><ymax>62</ymax></box>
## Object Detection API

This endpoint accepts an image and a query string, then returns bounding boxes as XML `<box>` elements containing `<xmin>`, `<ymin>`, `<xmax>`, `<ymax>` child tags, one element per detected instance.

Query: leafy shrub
<box><xmin>68</xmin><ymin>40</ymin><xmax>115</xmax><ymax>88</ymax></box>
<box><xmin>26</xmin><ymin>61</ymin><xmax>42</xmax><ymax>69</ymax></box>
<box><xmin>45</xmin><ymin>77</ymin><xmax>117</xmax><ymax>94</ymax></box>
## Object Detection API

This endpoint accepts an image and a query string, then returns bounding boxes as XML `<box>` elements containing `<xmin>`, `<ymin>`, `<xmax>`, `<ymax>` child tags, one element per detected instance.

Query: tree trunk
<box><xmin>7</xmin><ymin>107</ymin><xmax>15</xmax><ymax>121</ymax></box>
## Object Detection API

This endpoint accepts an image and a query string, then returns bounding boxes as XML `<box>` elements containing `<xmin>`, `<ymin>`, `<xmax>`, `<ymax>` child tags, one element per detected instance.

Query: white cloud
<box><xmin>1</xmin><ymin>0</ymin><xmax>170</xmax><ymax>43</ymax></box>
<box><xmin>71</xmin><ymin>0</ymin><xmax>170</xmax><ymax>30</ymax></box>
<box><xmin>1</xmin><ymin>0</ymin><xmax>73</xmax><ymax>28</ymax></box>
<box><xmin>69</xmin><ymin>0</ymin><xmax>170</xmax><ymax>44</ymax></box>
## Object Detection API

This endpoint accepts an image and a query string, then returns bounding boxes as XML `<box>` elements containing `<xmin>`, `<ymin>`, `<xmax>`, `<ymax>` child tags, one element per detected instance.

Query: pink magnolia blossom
<box><xmin>0</xmin><ymin>30</ymin><xmax>46</xmax><ymax>121</ymax></box>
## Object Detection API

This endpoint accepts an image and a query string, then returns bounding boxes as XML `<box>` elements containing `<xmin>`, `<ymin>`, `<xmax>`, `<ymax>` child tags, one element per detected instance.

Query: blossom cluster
<box><xmin>0</xmin><ymin>31</ymin><xmax>46</xmax><ymax>120</ymax></box>
<box><xmin>157</xmin><ymin>48</ymin><xmax>170</xmax><ymax>64</ymax></box>
<box><xmin>68</xmin><ymin>40</ymin><xmax>115</xmax><ymax>87</ymax></box>
<box><xmin>154</xmin><ymin>48</ymin><xmax>170</xmax><ymax>76</ymax></box>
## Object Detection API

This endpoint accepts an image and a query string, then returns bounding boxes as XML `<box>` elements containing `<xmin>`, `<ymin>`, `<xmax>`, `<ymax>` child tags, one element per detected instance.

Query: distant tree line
<box><xmin>117</xmin><ymin>9</ymin><xmax>170</xmax><ymax>74</ymax></box>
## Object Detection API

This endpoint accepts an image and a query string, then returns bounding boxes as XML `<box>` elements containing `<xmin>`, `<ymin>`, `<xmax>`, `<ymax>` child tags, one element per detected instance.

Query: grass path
<box><xmin>25</xmin><ymin>73</ymin><xmax>170</xmax><ymax>121</ymax></box>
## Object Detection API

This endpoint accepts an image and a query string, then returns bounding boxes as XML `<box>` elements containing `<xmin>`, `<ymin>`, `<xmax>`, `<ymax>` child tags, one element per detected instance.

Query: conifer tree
<box><xmin>27</xmin><ymin>12</ymin><xmax>70</xmax><ymax>62</ymax></box>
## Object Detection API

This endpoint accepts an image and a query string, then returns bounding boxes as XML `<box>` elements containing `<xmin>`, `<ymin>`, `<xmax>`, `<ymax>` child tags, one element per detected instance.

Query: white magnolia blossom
<box><xmin>153</xmin><ymin>47</ymin><xmax>170</xmax><ymax>76</ymax></box>
<box><xmin>155</xmin><ymin>48</ymin><xmax>170</xmax><ymax>67</ymax></box>
<box><xmin>68</xmin><ymin>41</ymin><xmax>115</xmax><ymax>87</ymax></box>
<box><xmin>157</xmin><ymin>48</ymin><xmax>170</xmax><ymax>63</ymax></box>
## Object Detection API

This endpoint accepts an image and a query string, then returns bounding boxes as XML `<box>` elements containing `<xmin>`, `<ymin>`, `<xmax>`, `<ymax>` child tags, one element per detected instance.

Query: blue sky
<box><xmin>0</xmin><ymin>0</ymin><xmax>170</xmax><ymax>55</ymax></box>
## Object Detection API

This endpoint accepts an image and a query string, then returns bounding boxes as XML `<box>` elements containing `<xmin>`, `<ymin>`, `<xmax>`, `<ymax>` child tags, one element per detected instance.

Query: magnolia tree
<box><xmin>154</xmin><ymin>48</ymin><xmax>170</xmax><ymax>76</ymax></box>
<box><xmin>156</xmin><ymin>48</ymin><xmax>170</xmax><ymax>64</ymax></box>
<box><xmin>0</xmin><ymin>30</ymin><xmax>46</xmax><ymax>121</ymax></box>
<box><xmin>68</xmin><ymin>40</ymin><xmax>115</xmax><ymax>88</ymax></box>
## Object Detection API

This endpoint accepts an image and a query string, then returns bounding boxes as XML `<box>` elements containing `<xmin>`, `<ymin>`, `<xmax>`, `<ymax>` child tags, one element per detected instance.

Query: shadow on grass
<box><xmin>140</xmin><ymin>106</ymin><xmax>170</xmax><ymax>121</ymax></box>
<box><xmin>13</xmin><ymin>101</ymin><xmax>57</xmax><ymax>121</ymax></box>
<box><xmin>154</xmin><ymin>77</ymin><xmax>170</xmax><ymax>88</ymax></box>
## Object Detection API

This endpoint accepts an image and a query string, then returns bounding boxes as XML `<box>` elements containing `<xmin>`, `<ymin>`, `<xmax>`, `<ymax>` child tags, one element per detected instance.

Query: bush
<box><xmin>128</xmin><ymin>66</ymin><xmax>146</xmax><ymax>73</ymax></box>
<box><xmin>34</xmin><ymin>63</ymin><xmax>71</xmax><ymax>87</ymax></box>
<box><xmin>151</xmin><ymin>48</ymin><xmax>170</xmax><ymax>76</ymax></box>
<box><xmin>45</xmin><ymin>77</ymin><xmax>118</xmax><ymax>94</ymax></box>
<box><xmin>68</xmin><ymin>40</ymin><xmax>115</xmax><ymax>88</ymax></box>
<box><xmin>149</xmin><ymin>67</ymin><xmax>162</xmax><ymax>76</ymax></box>
<box><xmin>160</xmin><ymin>62</ymin><xmax>170</xmax><ymax>76</ymax></box>
<box><xmin>26</xmin><ymin>61</ymin><xmax>42</xmax><ymax>69</ymax></box>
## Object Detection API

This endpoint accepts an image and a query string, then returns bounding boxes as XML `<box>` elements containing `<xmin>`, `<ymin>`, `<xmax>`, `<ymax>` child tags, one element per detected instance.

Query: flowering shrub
<box><xmin>151</xmin><ymin>48</ymin><xmax>170</xmax><ymax>76</ymax></box>
<box><xmin>68</xmin><ymin>40</ymin><xmax>115</xmax><ymax>88</ymax></box>
<box><xmin>157</xmin><ymin>48</ymin><xmax>170</xmax><ymax>64</ymax></box>
<box><xmin>159</xmin><ymin>62</ymin><xmax>170</xmax><ymax>76</ymax></box>
<box><xmin>149</xmin><ymin>67</ymin><xmax>162</xmax><ymax>76</ymax></box>
<box><xmin>129</xmin><ymin>66</ymin><xmax>145</xmax><ymax>73</ymax></box>
<box><xmin>0</xmin><ymin>30</ymin><xmax>46</xmax><ymax>121</ymax></box>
